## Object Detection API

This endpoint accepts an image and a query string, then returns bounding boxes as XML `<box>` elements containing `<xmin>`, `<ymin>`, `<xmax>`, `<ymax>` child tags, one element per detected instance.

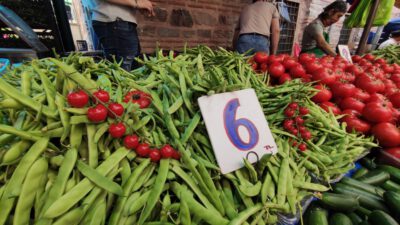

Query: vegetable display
<box><xmin>0</xmin><ymin>46</ymin><xmax>376</xmax><ymax>224</ymax></box>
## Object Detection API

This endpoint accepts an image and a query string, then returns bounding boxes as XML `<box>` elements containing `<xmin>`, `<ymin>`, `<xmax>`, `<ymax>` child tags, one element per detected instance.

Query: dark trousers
<box><xmin>92</xmin><ymin>19</ymin><xmax>141</xmax><ymax>71</ymax></box>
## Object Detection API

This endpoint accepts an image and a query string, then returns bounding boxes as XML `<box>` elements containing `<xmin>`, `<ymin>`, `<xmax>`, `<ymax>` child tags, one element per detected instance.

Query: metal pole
<box><xmin>356</xmin><ymin>0</ymin><xmax>381</xmax><ymax>55</ymax></box>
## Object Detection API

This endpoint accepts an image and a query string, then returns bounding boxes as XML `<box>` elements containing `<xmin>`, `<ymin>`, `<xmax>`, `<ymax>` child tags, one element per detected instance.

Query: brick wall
<box><xmin>134</xmin><ymin>0</ymin><xmax>252</xmax><ymax>53</ymax></box>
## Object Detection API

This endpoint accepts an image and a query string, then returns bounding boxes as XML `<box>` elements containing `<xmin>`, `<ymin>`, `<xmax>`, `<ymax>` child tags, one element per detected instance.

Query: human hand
<box><xmin>136</xmin><ymin>0</ymin><xmax>155</xmax><ymax>16</ymax></box>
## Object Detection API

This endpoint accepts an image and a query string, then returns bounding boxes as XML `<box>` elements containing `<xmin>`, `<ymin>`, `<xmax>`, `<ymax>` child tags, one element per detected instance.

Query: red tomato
<box><xmin>123</xmin><ymin>135</ymin><xmax>139</xmax><ymax>149</ymax></box>
<box><xmin>160</xmin><ymin>144</ymin><xmax>175</xmax><ymax>158</ymax></box>
<box><xmin>251</xmin><ymin>62</ymin><xmax>258</xmax><ymax>71</ymax></box>
<box><xmin>384</xmin><ymin>147</ymin><xmax>400</xmax><ymax>159</ymax></box>
<box><xmin>299</xmin><ymin>107</ymin><xmax>309</xmax><ymax>115</ymax></box>
<box><xmin>87</xmin><ymin>104</ymin><xmax>108</xmax><ymax>122</ymax></box>
<box><xmin>172</xmin><ymin>151</ymin><xmax>181</xmax><ymax>160</ymax></box>
<box><xmin>278</xmin><ymin>73</ymin><xmax>292</xmax><ymax>84</ymax></box>
<box><xmin>67</xmin><ymin>90</ymin><xmax>89</xmax><ymax>108</ymax></box>
<box><xmin>288</xmin><ymin>102</ymin><xmax>299</xmax><ymax>109</ymax></box>
<box><xmin>136</xmin><ymin>143</ymin><xmax>150</xmax><ymax>157</ymax></box>
<box><xmin>355</xmin><ymin>74</ymin><xmax>385</xmax><ymax>94</ymax></box>
<box><xmin>342</xmin><ymin>72</ymin><xmax>356</xmax><ymax>83</ymax></box>
<box><xmin>298</xmin><ymin>143</ymin><xmax>307</xmax><ymax>151</ymax></box>
<box><xmin>295</xmin><ymin>116</ymin><xmax>304</xmax><ymax>125</ymax></box>
<box><xmin>362</xmin><ymin>101</ymin><xmax>394</xmax><ymax>123</ymax></box>
<box><xmin>390</xmin><ymin>73</ymin><xmax>400</xmax><ymax>83</ymax></box>
<box><xmin>298</xmin><ymin>53</ymin><xmax>315</xmax><ymax>64</ymax></box>
<box><xmin>330</xmin><ymin>81</ymin><xmax>357</xmax><ymax>99</ymax></box>
<box><xmin>375</xmin><ymin>58</ymin><xmax>386</xmax><ymax>65</ymax></box>
<box><xmin>340</xmin><ymin>97</ymin><xmax>365</xmax><ymax>113</ymax></box>
<box><xmin>352</xmin><ymin>55</ymin><xmax>362</xmax><ymax>63</ymax></box>
<box><xmin>341</xmin><ymin>109</ymin><xmax>361</xmax><ymax>118</ymax></box>
<box><xmin>149</xmin><ymin>149</ymin><xmax>161</xmax><ymax>162</ymax></box>
<box><xmin>93</xmin><ymin>90</ymin><xmax>110</xmax><ymax>103</ymax></box>
<box><xmin>284</xmin><ymin>108</ymin><xmax>295</xmax><ymax>117</ymax></box>
<box><xmin>260</xmin><ymin>63</ymin><xmax>268</xmax><ymax>73</ymax></box>
<box><xmin>253</xmin><ymin>52</ymin><xmax>269</xmax><ymax>64</ymax></box>
<box><xmin>268</xmin><ymin>62</ymin><xmax>285</xmax><ymax>78</ymax></box>
<box><xmin>268</xmin><ymin>55</ymin><xmax>284</xmax><ymax>64</ymax></box>
<box><xmin>283</xmin><ymin>119</ymin><xmax>295</xmax><ymax>130</ymax></box>
<box><xmin>353</xmin><ymin>89</ymin><xmax>370</xmax><ymax>102</ymax></box>
<box><xmin>382</xmin><ymin>64</ymin><xmax>394</xmax><ymax>74</ymax></box>
<box><xmin>319</xmin><ymin>102</ymin><xmax>341</xmax><ymax>115</ymax></box>
<box><xmin>371</xmin><ymin>122</ymin><xmax>400</xmax><ymax>147</ymax></box>
<box><xmin>345</xmin><ymin>64</ymin><xmax>363</xmax><ymax>76</ymax></box>
<box><xmin>311</xmin><ymin>85</ymin><xmax>332</xmax><ymax>103</ymax></box>
<box><xmin>304</xmin><ymin>61</ymin><xmax>322</xmax><ymax>74</ymax></box>
<box><xmin>290</xmin><ymin>65</ymin><xmax>306</xmax><ymax>78</ymax></box>
<box><xmin>389</xmin><ymin>92</ymin><xmax>400</xmax><ymax>108</ymax></box>
<box><xmin>312</xmin><ymin>68</ymin><xmax>337</xmax><ymax>85</ymax></box>
<box><xmin>123</xmin><ymin>90</ymin><xmax>152</xmax><ymax>109</ymax></box>
<box><xmin>283</xmin><ymin>58</ymin><xmax>298</xmax><ymax>70</ymax></box>
<box><xmin>363</xmin><ymin>54</ymin><xmax>375</xmax><ymax>62</ymax></box>
<box><xmin>300</xmin><ymin>130</ymin><xmax>312</xmax><ymax>140</ymax></box>
<box><xmin>107</xmin><ymin>103</ymin><xmax>124</xmax><ymax>118</ymax></box>
<box><xmin>341</xmin><ymin>116</ymin><xmax>371</xmax><ymax>134</ymax></box>
<box><xmin>109</xmin><ymin>122</ymin><xmax>126</xmax><ymax>138</ymax></box>
<box><xmin>366</xmin><ymin>93</ymin><xmax>387</xmax><ymax>103</ymax></box>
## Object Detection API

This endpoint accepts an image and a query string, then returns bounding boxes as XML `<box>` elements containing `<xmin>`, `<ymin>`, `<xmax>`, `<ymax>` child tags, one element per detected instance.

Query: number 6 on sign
<box><xmin>224</xmin><ymin>98</ymin><xmax>259</xmax><ymax>150</ymax></box>
<box><xmin>198</xmin><ymin>88</ymin><xmax>277</xmax><ymax>174</ymax></box>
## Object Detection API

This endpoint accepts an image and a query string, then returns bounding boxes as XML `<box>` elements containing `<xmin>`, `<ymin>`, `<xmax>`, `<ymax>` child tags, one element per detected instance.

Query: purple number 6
<box><xmin>223</xmin><ymin>98</ymin><xmax>259</xmax><ymax>150</ymax></box>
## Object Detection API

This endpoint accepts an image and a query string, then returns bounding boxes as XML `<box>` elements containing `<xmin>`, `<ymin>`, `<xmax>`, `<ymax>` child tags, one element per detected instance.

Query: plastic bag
<box><xmin>277</xmin><ymin>1</ymin><xmax>291</xmax><ymax>23</ymax></box>
<box><xmin>345</xmin><ymin>0</ymin><xmax>395</xmax><ymax>28</ymax></box>
<box><xmin>373</xmin><ymin>0</ymin><xmax>395</xmax><ymax>26</ymax></box>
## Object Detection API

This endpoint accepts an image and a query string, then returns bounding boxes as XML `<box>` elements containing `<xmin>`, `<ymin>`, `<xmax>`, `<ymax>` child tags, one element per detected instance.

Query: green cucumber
<box><xmin>352</xmin><ymin>167</ymin><xmax>369</xmax><ymax>179</ymax></box>
<box><xmin>357</xmin><ymin>170</ymin><xmax>390</xmax><ymax>185</ymax></box>
<box><xmin>383</xmin><ymin>191</ymin><xmax>400</xmax><ymax>221</ymax></box>
<box><xmin>355</xmin><ymin>207</ymin><xmax>371</xmax><ymax>220</ymax></box>
<box><xmin>347</xmin><ymin>212</ymin><xmax>363</xmax><ymax>225</ymax></box>
<box><xmin>319</xmin><ymin>192</ymin><xmax>359</xmax><ymax>212</ymax></box>
<box><xmin>334</xmin><ymin>183</ymin><xmax>381</xmax><ymax>201</ymax></box>
<box><xmin>333</xmin><ymin>184</ymin><xmax>388</xmax><ymax>212</ymax></box>
<box><xmin>329</xmin><ymin>213</ymin><xmax>353</xmax><ymax>225</ymax></box>
<box><xmin>381</xmin><ymin>180</ymin><xmax>400</xmax><ymax>192</ymax></box>
<box><xmin>307</xmin><ymin>206</ymin><xmax>328</xmax><ymax>225</ymax></box>
<box><xmin>378</xmin><ymin>165</ymin><xmax>400</xmax><ymax>183</ymax></box>
<box><xmin>341</xmin><ymin>177</ymin><xmax>385</xmax><ymax>197</ymax></box>
<box><xmin>368</xmin><ymin>210</ymin><xmax>398</xmax><ymax>225</ymax></box>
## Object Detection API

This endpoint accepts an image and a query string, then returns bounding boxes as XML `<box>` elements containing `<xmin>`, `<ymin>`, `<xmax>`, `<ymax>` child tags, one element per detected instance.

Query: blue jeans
<box><xmin>93</xmin><ymin>19</ymin><xmax>140</xmax><ymax>71</ymax></box>
<box><xmin>236</xmin><ymin>34</ymin><xmax>270</xmax><ymax>55</ymax></box>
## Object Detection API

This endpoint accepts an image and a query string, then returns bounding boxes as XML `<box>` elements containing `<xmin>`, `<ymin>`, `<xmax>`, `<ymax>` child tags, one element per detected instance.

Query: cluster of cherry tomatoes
<box><xmin>282</xmin><ymin>102</ymin><xmax>310</xmax><ymax>152</ymax></box>
<box><xmin>66</xmin><ymin>89</ymin><xmax>180</xmax><ymax>162</ymax></box>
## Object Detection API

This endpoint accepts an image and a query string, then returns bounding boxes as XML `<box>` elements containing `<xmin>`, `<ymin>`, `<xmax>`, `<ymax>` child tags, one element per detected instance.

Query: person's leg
<box><xmin>92</xmin><ymin>21</ymin><xmax>119</xmax><ymax>63</ymax></box>
<box><xmin>114</xmin><ymin>20</ymin><xmax>140</xmax><ymax>71</ymax></box>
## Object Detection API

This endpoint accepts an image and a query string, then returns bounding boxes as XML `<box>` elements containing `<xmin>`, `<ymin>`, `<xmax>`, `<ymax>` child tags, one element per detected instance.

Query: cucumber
<box><xmin>359</xmin><ymin>158</ymin><xmax>377</xmax><ymax>170</ymax></box>
<box><xmin>355</xmin><ymin>207</ymin><xmax>371</xmax><ymax>220</ymax></box>
<box><xmin>333</xmin><ymin>184</ymin><xmax>389</xmax><ymax>212</ymax></box>
<box><xmin>319</xmin><ymin>192</ymin><xmax>359</xmax><ymax>212</ymax></box>
<box><xmin>329</xmin><ymin>213</ymin><xmax>353</xmax><ymax>225</ymax></box>
<box><xmin>368</xmin><ymin>210</ymin><xmax>398</xmax><ymax>225</ymax></box>
<box><xmin>306</xmin><ymin>206</ymin><xmax>328</xmax><ymax>225</ymax></box>
<box><xmin>357</xmin><ymin>170</ymin><xmax>390</xmax><ymax>185</ymax></box>
<box><xmin>352</xmin><ymin>167</ymin><xmax>369</xmax><ymax>179</ymax></box>
<box><xmin>378</xmin><ymin>165</ymin><xmax>400</xmax><ymax>183</ymax></box>
<box><xmin>334</xmin><ymin>183</ymin><xmax>382</xmax><ymax>201</ymax></box>
<box><xmin>381</xmin><ymin>180</ymin><xmax>400</xmax><ymax>192</ymax></box>
<box><xmin>383</xmin><ymin>191</ymin><xmax>400</xmax><ymax>221</ymax></box>
<box><xmin>341</xmin><ymin>177</ymin><xmax>385</xmax><ymax>197</ymax></box>
<box><xmin>347</xmin><ymin>212</ymin><xmax>363</xmax><ymax>225</ymax></box>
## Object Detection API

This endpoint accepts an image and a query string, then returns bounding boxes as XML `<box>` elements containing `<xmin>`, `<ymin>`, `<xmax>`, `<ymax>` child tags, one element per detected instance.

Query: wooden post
<box><xmin>356</xmin><ymin>0</ymin><xmax>381</xmax><ymax>55</ymax></box>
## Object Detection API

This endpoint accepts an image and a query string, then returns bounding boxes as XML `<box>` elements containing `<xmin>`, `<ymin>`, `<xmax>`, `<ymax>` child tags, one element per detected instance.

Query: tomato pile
<box><xmin>251</xmin><ymin>52</ymin><xmax>400</xmax><ymax>157</ymax></box>
<box><xmin>66</xmin><ymin>89</ymin><xmax>180</xmax><ymax>162</ymax></box>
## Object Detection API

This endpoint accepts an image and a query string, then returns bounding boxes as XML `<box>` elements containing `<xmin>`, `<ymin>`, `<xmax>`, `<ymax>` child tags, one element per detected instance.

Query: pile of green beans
<box><xmin>372</xmin><ymin>45</ymin><xmax>400</xmax><ymax>64</ymax></box>
<box><xmin>0</xmin><ymin>46</ymin><xmax>376</xmax><ymax>225</ymax></box>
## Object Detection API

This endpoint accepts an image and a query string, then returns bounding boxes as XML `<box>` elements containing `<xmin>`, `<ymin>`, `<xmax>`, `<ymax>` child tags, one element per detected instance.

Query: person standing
<box><xmin>301</xmin><ymin>1</ymin><xmax>347</xmax><ymax>57</ymax></box>
<box><xmin>378</xmin><ymin>30</ymin><xmax>400</xmax><ymax>49</ymax></box>
<box><xmin>91</xmin><ymin>0</ymin><xmax>154</xmax><ymax>71</ymax></box>
<box><xmin>233</xmin><ymin>0</ymin><xmax>280</xmax><ymax>55</ymax></box>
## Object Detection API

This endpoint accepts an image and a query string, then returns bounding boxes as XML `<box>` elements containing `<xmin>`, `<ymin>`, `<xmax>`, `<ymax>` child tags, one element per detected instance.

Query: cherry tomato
<box><xmin>109</xmin><ymin>122</ymin><xmax>126</xmax><ymax>138</ymax></box>
<box><xmin>300</xmin><ymin>130</ymin><xmax>312</xmax><ymax>140</ymax></box>
<box><xmin>172</xmin><ymin>150</ymin><xmax>181</xmax><ymax>160</ymax></box>
<box><xmin>123</xmin><ymin>135</ymin><xmax>139</xmax><ymax>149</ymax></box>
<box><xmin>93</xmin><ymin>90</ymin><xmax>110</xmax><ymax>103</ymax></box>
<box><xmin>283</xmin><ymin>119</ymin><xmax>294</xmax><ymax>130</ymax></box>
<box><xmin>87</xmin><ymin>104</ymin><xmax>108</xmax><ymax>122</ymax></box>
<box><xmin>136</xmin><ymin>143</ymin><xmax>150</xmax><ymax>157</ymax></box>
<box><xmin>160</xmin><ymin>144</ymin><xmax>175</xmax><ymax>158</ymax></box>
<box><xmin>295</xmin><ymin>116</ymin><xmax>304</xmax><ymax>125</ymax></box>
<box><xmin>288</xmin><ymin>102</ymin><xmax>299</xmax><ymax>110</ymax></box>
<box><xmin>67</xmin><ymin>90</ymin><xmax>89</xmax><ymax>108</ymax></box>
<box><xmin>298</xmin><ymin>143</ymin><xmax>307</xmax><ymax>151</ymax></box>
<box><xmin>108</xmin><ymin>103</ymin><xmax>124</xmax><ymax>118</ymax></box>
<box><xmin>149</xmin><ymin>149</ymin><xmax>161</xmax><ymax>162</ymax></box>
<box><xmin>299</xmin><ymin>107</ymin><xmax>309</xmax><ymax>115</ymax></box>
<box><xmin>253</xmin><ymin>52</ymin><xmax>269</xmax><ymax>64</ymax></box>
<box><xmin>284</xmin><ymin>108</ymin><xmax>296</xmax><ymax>117</ymax></box>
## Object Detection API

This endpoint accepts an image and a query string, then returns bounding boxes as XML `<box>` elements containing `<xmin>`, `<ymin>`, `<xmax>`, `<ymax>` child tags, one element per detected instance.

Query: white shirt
<box><xmin>378</xmin><ymin>38</ymin><xmax>398</xmax><ymax>49</ymax></box>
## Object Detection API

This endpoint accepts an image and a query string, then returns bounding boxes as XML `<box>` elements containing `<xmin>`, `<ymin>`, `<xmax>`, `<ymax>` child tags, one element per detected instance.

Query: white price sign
<box><xmin>338</xmin><ymin>45</ymin><xmax>353</xmax><ymax>64</ymax></box>
<box><xmin>198</xmin><ymin>89</ymin><xmax>277</xmax><ymax>174</ymax></box>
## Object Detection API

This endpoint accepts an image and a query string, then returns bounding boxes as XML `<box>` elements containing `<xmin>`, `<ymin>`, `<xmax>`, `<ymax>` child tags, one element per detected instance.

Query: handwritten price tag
<box><xmin>198</xmin><ymin>89</ymin><xmax>277</xmax><ymax>174</ymax></box>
